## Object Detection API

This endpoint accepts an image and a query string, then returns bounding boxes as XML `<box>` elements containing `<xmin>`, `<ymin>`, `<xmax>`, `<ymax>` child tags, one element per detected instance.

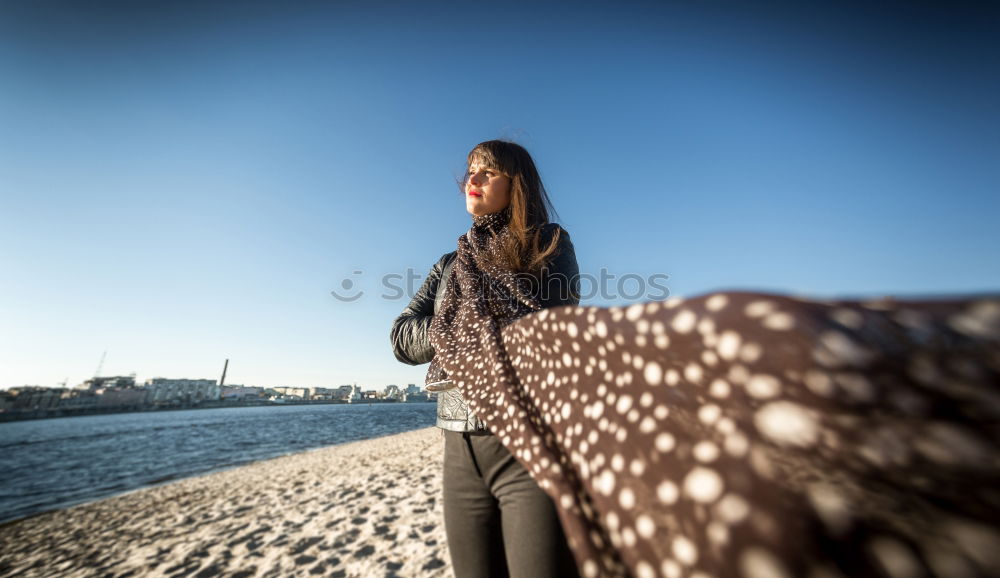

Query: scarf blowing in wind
<box><xmin>427</xmin><ymin>209</ymin><xmax>1000</xmax><ymax>577</ymax></box>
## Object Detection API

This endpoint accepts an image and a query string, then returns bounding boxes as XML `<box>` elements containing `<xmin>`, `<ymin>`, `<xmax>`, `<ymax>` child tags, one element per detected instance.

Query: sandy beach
<box><xmin>0</xmin><ymin>427</ymin><xmax>451</xmax><ymax>578</ymax></box>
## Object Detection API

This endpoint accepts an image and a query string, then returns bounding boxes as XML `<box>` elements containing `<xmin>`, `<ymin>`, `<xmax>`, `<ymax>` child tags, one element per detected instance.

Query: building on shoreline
<box><xmin>3</xmin><ymin>386</ymin><xmax>64</xmax><ymax>411</ymax></box>
<box><xmin>82</xmin><ymin>376</ymin><xmax>136</xmax><ymax>392</ymax></box>
<box><xmin>220</xmin><ymin>385</ymin><xmax>261</xmax><ymax>401</ymax></box>
<box><xmin>145</xmin><ymin>378</ymin><xmax>221</xmax><ymax>405</ymax></box>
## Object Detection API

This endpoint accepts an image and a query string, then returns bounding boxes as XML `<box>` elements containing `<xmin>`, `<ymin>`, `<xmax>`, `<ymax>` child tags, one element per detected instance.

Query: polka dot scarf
<box><xmin>425</xmin><ymin>206</ymin><xmax>540</xmax><ymax>385</ymax></box>
<box><xmin>428</xmin><ymin>216</ymin><xmax>1000</xmax><ymax>577</ymax></box>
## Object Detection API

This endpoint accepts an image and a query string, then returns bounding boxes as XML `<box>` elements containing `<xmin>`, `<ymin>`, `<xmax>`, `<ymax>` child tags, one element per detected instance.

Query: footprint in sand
<box><xmin>353</xmin><ymin>544</ymin><xmax>376</xmax><ymax>558</ymax></box>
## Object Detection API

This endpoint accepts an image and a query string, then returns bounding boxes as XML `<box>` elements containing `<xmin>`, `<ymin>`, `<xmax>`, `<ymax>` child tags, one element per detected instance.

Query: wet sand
<box><xmin>0</xmin><ymin>427</ymin><xmax>451</xmax><ymax>578</ymax></box>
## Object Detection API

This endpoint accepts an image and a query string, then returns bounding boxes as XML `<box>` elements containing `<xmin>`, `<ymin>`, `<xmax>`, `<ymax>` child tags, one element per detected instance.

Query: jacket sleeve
<box><xmin>389</xmin><ymin>253</ymin><xmax>449</xmax><ymax>365</ymax></box>
<box><xmin>539</xmin><ymin>224</ymin><xmax>581</xmax><ymax>309</ymax></box>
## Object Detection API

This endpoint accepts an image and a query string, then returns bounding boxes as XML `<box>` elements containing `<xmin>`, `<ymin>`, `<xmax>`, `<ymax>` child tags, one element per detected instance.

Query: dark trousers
<box><xmin>442</xmin><ymin>431</ymin><xmax>579</xmax><ymax>578</ymax></box>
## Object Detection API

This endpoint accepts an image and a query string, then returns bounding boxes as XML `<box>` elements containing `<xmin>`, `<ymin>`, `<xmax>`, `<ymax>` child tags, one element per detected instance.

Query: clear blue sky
<box><xmin>2</xmin><ymin>1</ymin><xmax>997</xmax><ymax>390</ymax></box>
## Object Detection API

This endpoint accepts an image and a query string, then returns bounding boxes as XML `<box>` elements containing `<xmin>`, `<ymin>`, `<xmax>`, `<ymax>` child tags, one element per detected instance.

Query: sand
<box><xmin>0</xmin><ymin>427</ymin><xmax>452</xmax><ymax>578</ymax></box>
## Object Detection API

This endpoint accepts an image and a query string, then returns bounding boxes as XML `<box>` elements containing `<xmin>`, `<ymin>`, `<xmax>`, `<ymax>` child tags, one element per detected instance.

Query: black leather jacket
<box><xmin>390</xmin><ymin>223</ymin><xmax>581</xmax><ymax>433</ymax></box>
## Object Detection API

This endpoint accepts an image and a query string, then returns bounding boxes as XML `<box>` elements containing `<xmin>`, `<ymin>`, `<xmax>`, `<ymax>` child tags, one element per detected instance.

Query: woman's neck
<box><xmin>471</xmin><ymin>206</ymin><xmax>512</xmax><ymax>234</ymax></box>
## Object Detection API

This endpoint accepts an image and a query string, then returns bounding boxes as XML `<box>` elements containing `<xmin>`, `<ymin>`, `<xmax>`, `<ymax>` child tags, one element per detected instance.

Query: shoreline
<box><xmin>0</xmin><ymin>398</ymin><xmax>436</xmax><ymax>424</ymax></box>
<box><xmin>0</xmin><ymin>427</ymin><xmax>451</xmax><ymax>578</ymax></box>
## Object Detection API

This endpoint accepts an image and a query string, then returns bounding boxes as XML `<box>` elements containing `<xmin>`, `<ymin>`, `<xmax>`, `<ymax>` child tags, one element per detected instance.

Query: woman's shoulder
<box><xmin>434</xmin><ymin>250</ymin><xmax>457</xmax><ymax>269</ymax></box>
<box><xmin>539</xmin><ymin>222</ymin><xmax>573</xmax><ymax>248</ymax></box>
<box><xmin>540</xmin><ymin>221</ymin><xmax>570</xmax><ymax>237</ymax></box>
<box><xmin>536</xmin><ymin>223</ymin><xmax>576</xmax><ymax>272</ymax></box>
<box><xmin>418</xmin><ymin>251</ymin><xmax>457</xmax><ymax>287</ymax></box>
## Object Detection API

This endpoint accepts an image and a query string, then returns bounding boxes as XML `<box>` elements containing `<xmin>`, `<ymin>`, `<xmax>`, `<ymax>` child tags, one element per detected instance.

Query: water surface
<box><xmin>0</xmin><ymin>403</ymin><xmax>437</xmax><ymax>524</ymax></box>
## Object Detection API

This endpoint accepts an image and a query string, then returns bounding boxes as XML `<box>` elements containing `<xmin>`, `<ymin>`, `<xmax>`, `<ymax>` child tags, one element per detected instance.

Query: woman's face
<box><xmin>465</xmin><ymin>159</ymin><xmax>511</xmax><ymax>217</ymax></box>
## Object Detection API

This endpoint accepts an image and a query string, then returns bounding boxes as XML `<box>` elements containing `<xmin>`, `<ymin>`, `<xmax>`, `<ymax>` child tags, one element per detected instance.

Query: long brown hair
<box><xmin>465</xmin><ymin>140</ymin><xmax>562</xmax><ymax>275</ymax></box>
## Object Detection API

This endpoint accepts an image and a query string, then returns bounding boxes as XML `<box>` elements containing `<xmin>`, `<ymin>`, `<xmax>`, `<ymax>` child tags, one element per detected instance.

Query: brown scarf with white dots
<box><xmin>428</xmin><ymin>209</ymin><xmax>1000</xmax><ymax>578</ymax></box>
<box><xmin>425</xmin><ymin>206</ymin><xmax>538</xmax><ymax>385</ymax></box>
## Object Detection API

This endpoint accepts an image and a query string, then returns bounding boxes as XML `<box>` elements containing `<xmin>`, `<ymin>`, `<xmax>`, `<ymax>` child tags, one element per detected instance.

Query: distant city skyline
<box><xmin>0</xmin><ymin>378</ymin><xmax>433</xmax><ymax>421</ymax></box>
<box><xmin>19</xmin><ymin>364</ymin><xmax>420</xmax><ymax>391</ymax></box>
<box><xmin>3</xmin><ymin>1</ymin><xmax>998</xmax><ymax>389</ymax></box>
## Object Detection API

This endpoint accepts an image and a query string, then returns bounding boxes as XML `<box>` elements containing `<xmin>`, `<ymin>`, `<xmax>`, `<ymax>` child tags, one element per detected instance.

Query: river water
<box><xmin>0</xmin><ymin>403</ymin><xmax>437</xmax><ymax>524</ymax></box>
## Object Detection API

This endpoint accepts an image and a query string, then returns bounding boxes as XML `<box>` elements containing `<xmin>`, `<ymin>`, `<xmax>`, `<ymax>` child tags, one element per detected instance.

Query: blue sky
<box><xmin>2</xmin><ymin>0</ymin><xmax>997</xmax><ymax>390</ymax></box>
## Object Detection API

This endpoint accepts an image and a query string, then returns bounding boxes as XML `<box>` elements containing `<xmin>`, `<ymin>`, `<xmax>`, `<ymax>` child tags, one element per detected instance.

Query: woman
<box><xmin>390</xmin><ymin>140</ymin><xmax>581</xmax><ymax>578</ymax></box>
